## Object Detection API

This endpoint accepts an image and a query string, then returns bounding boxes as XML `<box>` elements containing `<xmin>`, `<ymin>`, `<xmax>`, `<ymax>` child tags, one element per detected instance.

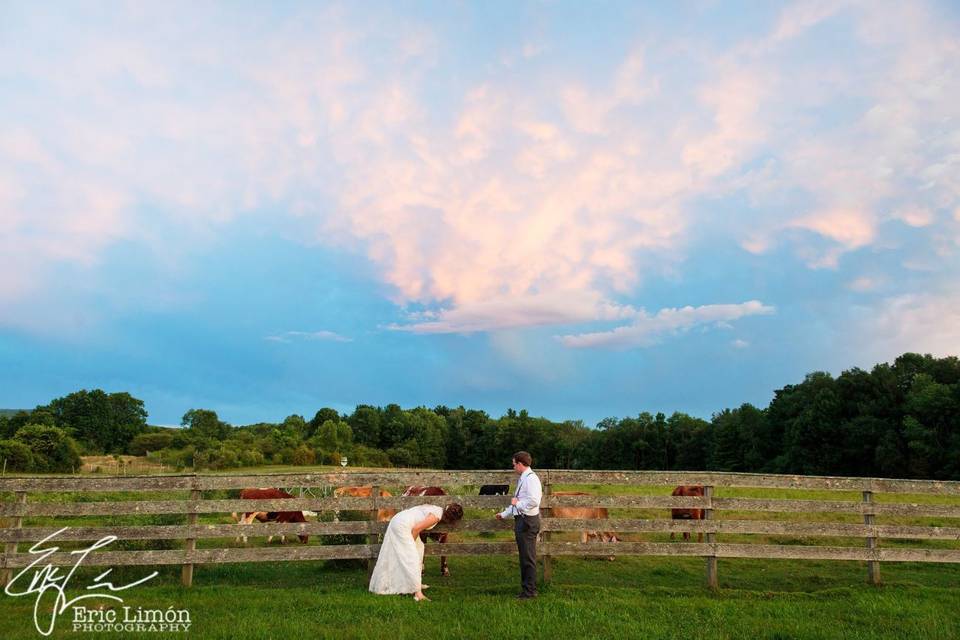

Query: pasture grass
<box><xmin>1</xmin><ymin>555</ymin><xmax>958</xmax><ymax>639</ymax></box>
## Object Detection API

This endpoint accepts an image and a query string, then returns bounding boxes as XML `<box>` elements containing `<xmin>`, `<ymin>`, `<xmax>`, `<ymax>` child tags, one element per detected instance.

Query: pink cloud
<box><xmin>789</xmin><ymin>207</ymin><xmax>876</xmax><ymax>250</ymax></box>
<box><xmin>892</xmin><ymin>207</ymin><xmax>934</xmax><ymax>228</ymax></box>
<box><xmin>2</xmin><ymin>2</ymin><xmax>955</xmax><ymax>342</ymax></box>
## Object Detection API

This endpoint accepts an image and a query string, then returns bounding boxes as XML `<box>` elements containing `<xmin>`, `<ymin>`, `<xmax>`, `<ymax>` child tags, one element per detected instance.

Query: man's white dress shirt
<box><xmin>498</xmin><ymin>468</ymin><xmax>542</xmax><ymax>518</ymax></box>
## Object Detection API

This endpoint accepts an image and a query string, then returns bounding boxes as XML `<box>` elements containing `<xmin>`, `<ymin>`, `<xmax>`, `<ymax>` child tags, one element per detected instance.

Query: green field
<box><xmin>1</xmin><ymin>555</ymin><xmax>958</xmax><ymax>639</ymax></box>
<box><xmin>1</xmin><ymin>471</ymin><xmax>959</xmax><ymax>638</ymax></box>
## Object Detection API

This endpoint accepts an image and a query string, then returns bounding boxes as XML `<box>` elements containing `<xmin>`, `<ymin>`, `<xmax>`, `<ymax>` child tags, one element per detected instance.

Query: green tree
<box><xmin>43</xmin><ymin>390</ymin><xmax>147</xmax><ymax>453</ymax></box>
<box><xmin>553</xmin><ymin>420</ymin><xmax>592</xmax><ymax>468</ymax></box>
<box><xmin>441</xmin><ymin>407</ymin><xmax>467</xmax><ymax>469</ymax></box>
<box><xmin>312</xmin><ymin>420</ymin><xmax>354</xmax><ymax>453</ymax></box>
<box><xmin>13</xmin><ymin>425</ymin><xmax>82</xmax><ymax>472</ymax></box>
<box><xmin>280</xmin><ymin>414</ymin><xmax>308</xmax><ymax>440</ymax></box>
<box><xmin>346</xmin><ymin>405</ymin><xmax>381</xmax><ymax>447</ymax></box>
<box><xmin>181</xmin><ymin>409</ymin><xmax>231</xmax><ymax>440</ymax></box>
<box><xmin>0</xmin><ymin>439</ymin><xmax>35</xmax><ymax>471</ymax></box>
<box><xmin>386</xmin><ymin>439</ymin><xmax>419</xmax><ymax>467</ymax></box>
<box><xmin>903</xmin><ymin>373</ymin><xmax>957</xmax><ymax>479</ymax></box>
<box><xmin>291</xmin><ymin>444</ymin><xmax>316</xmax><ymax>466</ymax></box>
<box><xmin>461</xmin><ymin>409</ymin><xmax>495</xmax><ymax>468</ymax></box>
<box><xmin>350</xmin><ymin>445</ymin><xmax>392</xmax><ymax>467</ymax></box>
<box><xmin>378</xmin><ymin>404</ymin><xmax>409</xmax><ymax>450</ymax></box>
<box><xmin>3</xmin><ymin>411</ymin><xmax>33</xmax><ymax>437</ymax></box>
<box><xmin>409</xmin><ymin>407</ymin><xmax>448</xmax><ymax>468</ymax></box>
<box><xmin>307</xmin><ymin>408</ymin><xmax>341</xmax><ymax>438</ymax></box>
<box><xmin>708</xmin><ymin>405</ymin><xmax>763</xmax><ymax>472</ymax></box>
<box><xmin>667</xmin><ymin>412</ymin><xmax>710</xmax><ymax>471</ymax></box>
<box><xmin>768</xmin><ymin>372</ymin><xmax>842</xmax><ymax>474</ymax></box>
<box><xmin>127</xmin><ymin>432</ymin><xmax>175</xmax><ymax>456</ymax></box>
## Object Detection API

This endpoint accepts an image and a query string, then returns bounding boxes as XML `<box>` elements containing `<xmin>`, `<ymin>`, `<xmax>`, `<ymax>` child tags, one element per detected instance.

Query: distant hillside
<box><xmin>0</xmin><ymin>409</ymin><xmax>25</xmax><ymax>418</ymax></box>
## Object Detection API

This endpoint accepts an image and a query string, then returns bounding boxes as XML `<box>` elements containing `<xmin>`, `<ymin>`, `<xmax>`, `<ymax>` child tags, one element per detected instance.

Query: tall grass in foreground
<box><xmin>1</xmin><ymin>555</ymin><xmax>958</xmax><ymax>639</ymax></box>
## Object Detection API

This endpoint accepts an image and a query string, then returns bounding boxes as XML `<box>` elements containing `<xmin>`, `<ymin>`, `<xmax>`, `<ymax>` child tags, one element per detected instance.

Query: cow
<box><xmin>670</xmin><ymin>485</ymin><xmax>705</xmax><ymax>542</ymax></box>
<box><xmin>479</xmin><ymin>484</ymin><xmax>510</xmax><ymax>496</ymax></box>
<box><xmin>402</xmin><ymin>486</ymin><xmax>452</xmax><ymax>577</ymax></box>
<box><xmin>333</xmin><ymin>486</ymin><xmax>397</xmax><ymax>523</ymax></box>
<box><xmin>550</xmin><ymin>491</ymin><xmax>620</xmax><ymax>560</ymax></box>
<box><xmin>232</xmin><ymin>488</ymin><xmax>309</xmax><ymax>544</ymax></box>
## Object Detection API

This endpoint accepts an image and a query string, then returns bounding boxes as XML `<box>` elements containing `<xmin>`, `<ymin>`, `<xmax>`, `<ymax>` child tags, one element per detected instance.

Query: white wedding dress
<box><xmin>369</xmin><ymin>504</ymin><xmax>444</xmax><ymax>595</ymax></box>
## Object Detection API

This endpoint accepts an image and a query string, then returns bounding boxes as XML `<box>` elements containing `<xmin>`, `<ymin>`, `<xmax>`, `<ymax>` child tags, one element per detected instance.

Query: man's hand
<box><xmin>511</xmin><ymin>497</ymin><xmax>519</xmax><ymax>506</ymax></box>
<box><xmin>495</xmin><ymin>513</ymin><xmax>503</xmax><ymax>520</ymax></box>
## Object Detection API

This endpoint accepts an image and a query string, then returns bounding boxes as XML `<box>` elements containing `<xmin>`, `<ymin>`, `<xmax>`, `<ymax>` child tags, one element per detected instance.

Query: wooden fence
<box><xmin>2</xmin><ymin>470</ymin><xmax>959</xmax><ymax>589</ymax></box>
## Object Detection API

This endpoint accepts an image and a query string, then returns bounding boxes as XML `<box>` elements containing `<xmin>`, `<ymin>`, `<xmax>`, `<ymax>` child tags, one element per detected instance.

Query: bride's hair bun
<box><xmin>441</xmin><ymin>503</ymin><xmax>464</xmax><ymax>523</ymax></box>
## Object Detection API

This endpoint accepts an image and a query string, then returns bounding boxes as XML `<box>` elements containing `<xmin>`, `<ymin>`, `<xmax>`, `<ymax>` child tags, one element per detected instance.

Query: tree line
<box><xmin>1</xmin><ymin>352</ymin><xmax>958</xmax><ymax>480</ymax></box>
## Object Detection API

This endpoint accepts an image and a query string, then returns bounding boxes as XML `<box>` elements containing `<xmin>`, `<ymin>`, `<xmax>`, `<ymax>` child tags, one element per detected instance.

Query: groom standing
<box><xmin>495</xmin><ymin>451</ymin><xmax>543</xmax><ymax>599</ymax></box>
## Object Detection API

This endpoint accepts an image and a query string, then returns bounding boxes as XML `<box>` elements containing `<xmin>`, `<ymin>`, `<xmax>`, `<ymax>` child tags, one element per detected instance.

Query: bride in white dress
<box><xmin>369</xmin><ymin>503</ymin><xmax>463</xmax><ymax>601</ymax></box>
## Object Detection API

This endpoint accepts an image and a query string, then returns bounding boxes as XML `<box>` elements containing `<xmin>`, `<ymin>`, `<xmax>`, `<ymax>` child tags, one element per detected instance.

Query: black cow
<box><xmin>479</xmin><ymin>484</ymin><xmax>509</xmax><ymax>495</ymax></box>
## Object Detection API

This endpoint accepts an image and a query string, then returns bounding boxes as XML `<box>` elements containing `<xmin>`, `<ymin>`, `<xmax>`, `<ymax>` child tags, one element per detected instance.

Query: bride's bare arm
<box><xmin>411</xmin><ymin>514</ymin><xmax>440</xmax><ymax>539</ymax></box>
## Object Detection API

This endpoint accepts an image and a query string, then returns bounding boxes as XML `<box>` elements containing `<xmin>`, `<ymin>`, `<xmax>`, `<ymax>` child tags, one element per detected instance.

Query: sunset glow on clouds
<box><xmin>1</xmin><ymin>1</ymin><xmax>958</xmax><ymax>424</ymax></box>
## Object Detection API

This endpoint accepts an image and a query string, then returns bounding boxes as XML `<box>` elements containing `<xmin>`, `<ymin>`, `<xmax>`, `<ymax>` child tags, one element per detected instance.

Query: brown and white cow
<box><xmin>550</xmin><ymin>491</ymin><xmax>621</xmax><ymax>551</ymax></box>
<box><xmin>333</xmin><ymin>486</ymin><xmax>397</xmax><ymax>523</ymax></box>
<box><xmin>402</xmin><ymin>486</ymin><xmax>451</xmax><ymax>577</ymax></box>
<box><xmin>231</xmin><ymin>487</ymin><xmax>309</xmax><ymax>544</ymax></box>
<box><xmin>670</xmin><ymin>485</ymin><xmax>705</xmax><ymax>542</ymax></box>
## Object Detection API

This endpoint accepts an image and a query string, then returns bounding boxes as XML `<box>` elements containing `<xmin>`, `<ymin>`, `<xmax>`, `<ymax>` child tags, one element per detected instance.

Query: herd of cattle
<box><xmin>230</xmin><ymin>484</ymin><xmax>707</xmax><ymax>571</ymax></box>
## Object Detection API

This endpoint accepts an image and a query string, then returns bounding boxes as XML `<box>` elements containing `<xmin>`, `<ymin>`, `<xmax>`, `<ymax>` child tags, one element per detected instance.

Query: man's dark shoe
<box><xmin>516</xmin><ymin>592</ymin><xmax>537</xmax><ymax>600</ymax></box>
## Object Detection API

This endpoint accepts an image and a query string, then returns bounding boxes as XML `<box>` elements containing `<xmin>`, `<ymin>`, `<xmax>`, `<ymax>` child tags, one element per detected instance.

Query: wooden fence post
<box><xmin>1</xmin><ymin>491</ymin><xmax>27</xmax><ymax>588</ymax></box>
<box><xmin>542</xmin><ymin>472</ymin><xmax>552</xmax><ymax>584</ymax></box>
<box><xmin>863</xmin><ymin>490</ymin><xmax>881</xmax><ymax>585</ymax></box>
<box><xmin>704</xmin><ymin>485</ymin><xmax>718</xmax><ymax>590</ymax></box>
<box><xmin>368</xmin><ymin>485</ymin><xmax>380</xmax><ymax>579</ymax></box>
<box><xmin>181</xmin><ymin>483</ymin><xmax>201</xmax><ymax>587</ymax></box>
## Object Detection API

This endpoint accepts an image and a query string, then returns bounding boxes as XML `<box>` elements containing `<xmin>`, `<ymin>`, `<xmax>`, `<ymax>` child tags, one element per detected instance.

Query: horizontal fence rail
<box><xmin>3</xmin><ymin>519</ymin><xmax>960</xmax><ymax>544</ymax></box>
<box><xmin>2</xmin><ymin>470</ymin><xmax>959</xmax><ymax>589</ymax></box>
<box><xmin>3</xmin><ymin>470</ymin><xmax>959</xmax><ymax>494</ymax></box>
<box><xmin>4</xmin><ymin>495</ymin><xmax>958</xmax><ymax>518</ymax></box>
<box><xmin>4</xmin><ymin>543</ymin><xmax>960</xmax><ymax>569</ymax></box>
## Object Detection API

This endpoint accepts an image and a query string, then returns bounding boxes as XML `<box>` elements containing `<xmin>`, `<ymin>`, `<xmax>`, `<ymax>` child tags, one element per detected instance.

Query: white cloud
<box><xmin>892</xmin><ymin>207</ymin><xmax>935</xmax><ymax>228</ymax></box>
<box><xmin>556</xmin><ymin>300</ymin><xmax>775</xmax><ymax>349</ymax></box>
<box><xmin>858</xmin><ymin>291</ymin><xmax>960</xmax><ymax>361</ymax></box>
<box><xmin>389</xmin><ymin>291</ymin><xmax>639</xmax><ymax>335</ymax></box>
<box><xmin>718</xmin><ymin>2</ymin><xmax>960</xmax><ymax>266</ymax></box>
<box><xmin>732</xmin><ymin>339</ymin><xmax>750</xmax><ymax>349</ymax></box>
<box><xmin>847</xmin><ymin>276</ymin><xmax>882</xmax><ymax>292</ymax></box>
<box><xmin>265</xmin><ymin>330</ymin><xmax>352</xmax><ymax>344</ymax></box>
<box><xmin>1</xmin><ymin>2</ymin><xmax>957</xmax><ymax>341</ymax></box>
<box><xmin>522</xmin><ymin>42</ymin><xmax>546</xmax><ymax>59</ymax></box>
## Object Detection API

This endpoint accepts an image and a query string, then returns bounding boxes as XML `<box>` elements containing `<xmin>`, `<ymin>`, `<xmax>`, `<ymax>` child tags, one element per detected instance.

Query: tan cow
<box><xmin>550</xmin><ymin>491</ymin><xmax>620</xmax><ymax>558</ymax></box>
<box><xmin>333</xmin><ymin>486</ymin><xmax>397</xmax><ymax>522</ymax></box>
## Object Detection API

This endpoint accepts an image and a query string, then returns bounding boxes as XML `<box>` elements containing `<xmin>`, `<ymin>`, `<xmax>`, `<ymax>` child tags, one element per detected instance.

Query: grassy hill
<box><xmin>0</xmin><ymin>555</ymin><xmax>956</xmax><ymax>639</ymax></box>
<box><xmin>0</xmin><ymin>409</ymin><xmax>25</xmax><ymax>418</ymax></box>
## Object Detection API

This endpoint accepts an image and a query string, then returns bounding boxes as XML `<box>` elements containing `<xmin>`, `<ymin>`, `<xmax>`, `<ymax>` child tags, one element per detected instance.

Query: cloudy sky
<box><xmin>1</xmin><ymin>1</ymin><xmax>958</xmax><ymax>426</ymax></box>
